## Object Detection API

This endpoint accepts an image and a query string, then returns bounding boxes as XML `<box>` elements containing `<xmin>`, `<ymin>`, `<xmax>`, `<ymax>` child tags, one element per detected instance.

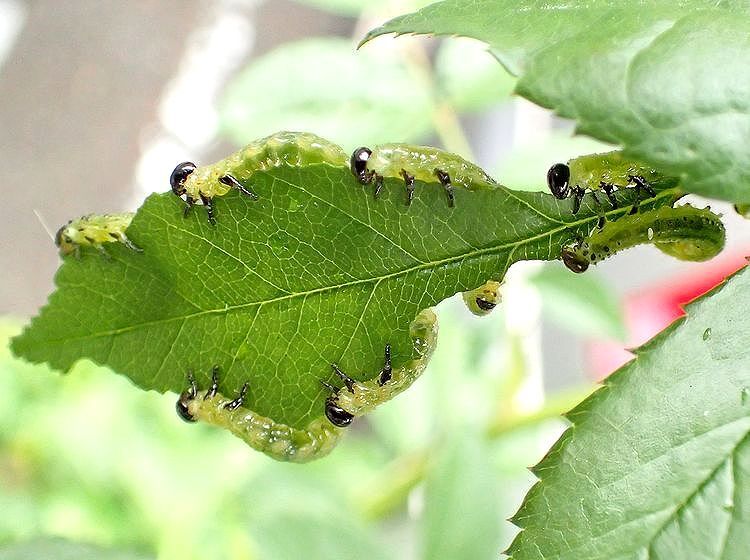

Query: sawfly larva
<box><xmin>350</xmin><ymin>144</ymin><xmax>496</xmax><ymax>207</ymax></box>
<box><xmin>170</xmin><ymin>131</ymin><xmax>348</xmax><ymax>224</ymax></box>
<box><xmin>177</xmin><ymin>366</ymin><xmax>342</xmax><ymax>463</ymax></box>
<box><xmin>547</xmin><ymin>151</ymin><xmax>677</xmax><ymax>214</ymax></box>
<box><xmin>462</xmin><ymin>280</ymin><xmax>502</xmax><ymax>316</ymax></box>
<box><xmin>55</xmin><ymin>212</ymin><xmax>141</xmax><ymax>258</ymax></box>
<box><xmin>561</xmin><ymin>204</ymin><xmax>725</xmax><ymax>273</ymax></box>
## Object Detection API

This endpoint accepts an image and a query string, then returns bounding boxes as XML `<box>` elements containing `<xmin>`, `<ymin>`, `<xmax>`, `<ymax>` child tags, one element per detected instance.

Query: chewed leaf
<box><xmin>507</xmin><ymin>265</ymin><xmax>750</xmax><ymax>559</ymax></box>
<box><xmin>12</xmin><ymin>136</ymin><xmax>691</xmax><ymax>461</ymax></box>
<box><xmin>362</xmin><ymin>1</ymin><xmax>750</xmax><ymax>204</ymax></box>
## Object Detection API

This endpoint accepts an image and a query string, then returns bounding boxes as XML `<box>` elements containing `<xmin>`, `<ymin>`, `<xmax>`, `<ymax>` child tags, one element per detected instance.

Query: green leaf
<box><xmin>423</xmin><ymin>434</ymin><xmax>502</xmax><ymax>560</ymax></box>
<box><xmin>219</xmin><ymin>37</ymin><xmax>434</xmax><ymax>150</ymax></box>
<box><xmin>529</xmin><ymin>264</ymin><xmax>625</xmax><ymax>341</ymax></box>
<box><xmin>361</xmin><ymin>1</ymin><xmax>750</xmax><ymax>204</ymax></box>
<box><xmin>434</xmin><ymin>38</ymin><xmax>515</xmax><ymax>112</ymax></box>
<box><xmin>11</xmin><ymin>155</ymin><xmax>679</xmax><ymax>444</ymax></box>
<box><xmin>0</xmin><ymin>539</ymin><xmax>152</xmax><ymax>560</ymax></box>
<box><xmin>507</xmin><ymin>265</ymin><xmax>750</xmax><ymax>559</ymax></box>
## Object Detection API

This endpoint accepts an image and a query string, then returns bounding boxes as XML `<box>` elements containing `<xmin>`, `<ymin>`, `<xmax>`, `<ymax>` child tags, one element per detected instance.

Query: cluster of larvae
<box><xmin>52</xmin><ymin>133</ymin><xmax>729</xmax><ymax>462</ymax></box>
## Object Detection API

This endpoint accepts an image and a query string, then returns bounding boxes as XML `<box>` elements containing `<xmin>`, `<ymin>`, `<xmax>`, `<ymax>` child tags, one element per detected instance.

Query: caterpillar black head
<box><xmin>176</xmin><ymin>372</ymin><xmax>199</xmax><ymax>423</ymax></box>
<box><xmin>474</xmin><ymin>296</ymin><xmax>496</xmax><ymax>312</ymax></box>
<box><xmin>547</xmin><ymin>163</ymin><xmax>571</xmax><ymax>199</ymax></box>
<box><xmin>324</xmin><ymin>396</ymin><xmax>354</xmax><ymax>427</ymax></box>
<box><xmin>170</xmin><ymin>161</ymin><xmax>197</xmax><ymax>197</ymax></box>
<box><xmin>350</xmin><ymin>147</ymin><xmax>372</xmax><ymax>183</ymax></box>
<box><xmin>561</xmin><ymin>244</ymin><xmax>590</xmax><ymax>273</ymax></box>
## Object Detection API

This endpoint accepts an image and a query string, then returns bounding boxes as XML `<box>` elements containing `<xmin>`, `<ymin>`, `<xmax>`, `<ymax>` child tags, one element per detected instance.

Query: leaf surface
<box><xmin>12</xmin><ymin>157</ymin><xmax>677</xmax><ymax>430</ymax></box>
<box><xmin>507</xmin><ymin>265</ymin><xmax>750</xmax><ymax>559</ymax></box>
<box><xmin>362</xmin><ymin>1</ymin><xmax>750</xmax><ymax>203</ymax></box>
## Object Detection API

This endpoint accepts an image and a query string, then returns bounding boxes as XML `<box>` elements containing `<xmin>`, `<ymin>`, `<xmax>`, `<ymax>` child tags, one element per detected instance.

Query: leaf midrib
<box><xmin>45</xmin><ymin>188</ymin><xmax>678</xmax><ymax>346</ymax></box>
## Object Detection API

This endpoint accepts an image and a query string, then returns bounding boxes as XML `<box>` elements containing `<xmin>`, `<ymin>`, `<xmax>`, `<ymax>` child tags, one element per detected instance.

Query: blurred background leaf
<box><xmin>422</xmin><ymin>434</ymin><xmax>501</xmax><ymax>560</ymax></box>
<box><xmin>0</xmin><ymin>538</ymin><xmax>153</xmax><ymax>560</ymax></box>
<box><xmin>219</xmin><ymin>37</ymin><xmax>435</xmax><ymax>149</ymax></box>
<box><xmin>529</xmin><ymin>264</ymin><xmax>626</xmax><ymax>342</ymax></box>
<box><xmin>433</xmin><ymin>38</ymin><xmax>515</xmax><ymax>112</ymax></box>
<box><xmin>289</xmin><ymin>0</ymin><xmax>435</xmax><ymax>17</ymax></box>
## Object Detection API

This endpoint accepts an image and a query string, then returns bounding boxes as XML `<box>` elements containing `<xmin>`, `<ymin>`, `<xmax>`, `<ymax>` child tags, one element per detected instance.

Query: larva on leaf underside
<box><xmin>562</xmin><ymin>204</ymin><xmax>726</xmax><ymax>273</ymax></box>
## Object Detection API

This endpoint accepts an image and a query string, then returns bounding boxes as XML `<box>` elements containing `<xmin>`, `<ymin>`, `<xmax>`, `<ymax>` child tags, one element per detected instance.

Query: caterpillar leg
<box><xmin>205</xmin><ymin>364</ymin><xmax>220</xmax><ymax>400</ymax></box>
<box><xmin>629</xmin><ymin>175</ymin><xmax>656</xmax><ymax>198</ymax></box>
<box><xmin>219</xmin><ymin>173</ymin><xmax>259</xmax><ymax>201</ymax></box>
<box><xmin>599</xmin><ymin>182</ymin><xmax>618</xmax><ymax>208</ymax></box>
<box><xmin>118</xmin><ymin>234</ymin><xmax>143</xmax><ymax>253</ymax></box>
<box><xmin>199</xmin><ymin>193</ymin><xmax>216</xmax><ymax>226</ymax></box>
<box><xmin>378</xmin><ymin>343</ymin><xmax>392</xmax><ymax>386</ymax></box>
<box><xmin>373</xmin><ymin>173</ymin><xmax>384</xmax><ymax>199</ymax></box>
<box><xmin>434</xmin><ymin>168</ymin><xmax>455</xmax><ymax>207</ymax></box>
<box><xmin>224</xmin><ymin>382</ymin><xmax>249</xmax><ymax>411</ymax></box>
<box><xmin>330</xmin><ymin>364</ymin><xmax>356</xmax><ymax>392</ymax></box>
<box><xmin>95</xmin><ymin>244</ymin><xmax>113</xmax><ymax>261</ymax></box>
<box><xmin>589</xmin><ymin>189</ymin><xmax>601</xmax><ymax>205</ymax></box>
<box><xmin>176</xmin><ymin>370</ymin><xmax>199</xmax><ymax>422</ymax></box>
<box><xmin>320</xmin><ymin>377</ymin><xmax>354</xmax><ymax>427</ymax></box>
<box><xmin>183</xmin><ymin>196</ymin><xmax>196</xmax><ymax>218</ymax></box>
<box><xmin>400</xmin><ymin>169</ymin><xmax>415</xmax><ymax>206</ymax></box>
<box><xmin>571</xmin><ymin>186</ymin><xmax>586</xmax><ymax>215</ymax></box>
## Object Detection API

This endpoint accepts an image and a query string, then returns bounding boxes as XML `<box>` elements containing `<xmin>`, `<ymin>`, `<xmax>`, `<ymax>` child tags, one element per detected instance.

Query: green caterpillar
<box><xmin>547</xmin><ymin>151</ymin><xmax>678</xmax><ymax>214</ymax></box>
<box><xmin>462</xmin><ymin>280</ymin><xmax>502</xmax><ymax>316</ymax></box>
<box><xmin>170</xmin><ymin>131</ymin><xmax>348</xmax><ymax>224</ymax></box>
<box><xmin>177</xmin><ymin>308</ymin><xmax>437</xmax><ymax>461</ymax></box>
<box><xmin>177</xmin><ymin>366</ymin><xmax>342</xmax><ymax>463</ymax></box>
<box><xmin>350</xmin><ymin>144</ymin><xmax>496</xmax><ymax>207</ymax></box>
<box><xmin>55</xmin><ymin>213</ymin><xmax>141</xmax><ymax>258</ymax></box>
<box><xmin>561</xmin><ymin>205</ymin><xmax>726</xmax><ymax>273</ymax></box>
<box><xmin>321</xmin><ymin>307</ymin><xmax>438</xmax><ymax>427</ymax></box>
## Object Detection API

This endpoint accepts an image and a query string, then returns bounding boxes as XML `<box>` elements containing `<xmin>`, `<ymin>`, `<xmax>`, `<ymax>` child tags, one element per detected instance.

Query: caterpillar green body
<box><xmin>547</xmin><ymin>151</ymin><xmax>678</xmax><ymax>214</ymax></box>
<box><xmin>177</xmin><ymin>368</ymin><xmax>341</xmax><ymax>463</ymax></box>
<box><xmin>562</xmin><ymin>205</ymin><xmax>725</xmax><ymax>273</ymax></box>
<box><xmin>55</xmin><ymin>212</ymin><xmax>141</xmax><ymax>258</ymax></box>
<box><xmin>350</xmin><ymin>144</ymin><xmax>496</xmax><ymax>207</ymax></box>
<box><xmin>170</xmin><ymin>131</ymin><xmax>348</xmax><ymax>224</ymax></box>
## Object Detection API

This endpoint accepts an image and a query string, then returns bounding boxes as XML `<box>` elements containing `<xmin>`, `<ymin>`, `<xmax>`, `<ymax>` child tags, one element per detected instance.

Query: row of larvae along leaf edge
<box><xmin>16</xmin><ymin>131</ymin><xmax>727</xmax><ymax>462</ymax></box>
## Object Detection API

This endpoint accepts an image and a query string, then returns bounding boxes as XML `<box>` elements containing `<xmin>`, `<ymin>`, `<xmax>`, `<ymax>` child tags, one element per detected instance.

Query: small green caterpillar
<box><xmin>55</xmin><ymin>213</ymin><xmax>141</xmax><ymax>258</ymax></box>
<box><xmin>462</xmin><ymin>280</ymin><xmax>502</xmax><ymax>316</ymax></box>
<box><xmin>547</xmin><ymin>151</ymin><xmax>677</xmax><ymax>214</ymax></box>
<box><xmin>321</xmin><ymin>307</ymin><xmax>438</xmax><ymax>426</ymax></box>
<box><xmin>350</xmin><ymin>144</ymin><xmax>496</xmax><ymax>207</ymax></box>
<box><xmin>177</xmin><ymin>366</ymin><xmax>342</xmax><ymax>463</ymax></box>
<box><xmin>561</xmin><ymin>205</ymin><xmax>726</xmax><ymax>273</ymax></box>
<box><xmin>170</xmin><ymin>131</ymin><xmax>348</xmax><ymax>224</ymax></box>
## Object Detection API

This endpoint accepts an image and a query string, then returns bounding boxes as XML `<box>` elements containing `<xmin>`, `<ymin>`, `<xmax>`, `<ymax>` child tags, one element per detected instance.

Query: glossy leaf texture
<box><xmin>12</xmin><ymin>158</ymin><xmax>678</xmax><ymax>432</ymax></box>
<box><xmin>362</xmin><ymin>1</ymin><xmax>750</xmax><ymax>204</ymax></box>
<box><xmin>507</xmin><ymin>265</ymin><xmax>750</xmax><ymax>559</ymax></box>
